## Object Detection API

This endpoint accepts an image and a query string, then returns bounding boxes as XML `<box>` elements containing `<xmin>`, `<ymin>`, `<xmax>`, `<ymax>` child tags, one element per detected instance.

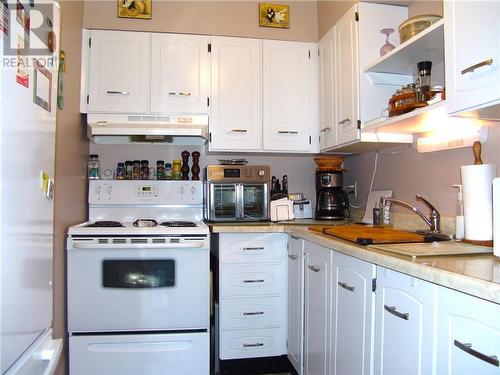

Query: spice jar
<box><xmin>132</xmin><ymin>160</ymin><xmax>141</xmax><ymax>179</ymax></box>
<box><xmin>172</xmin><ymin>160</ymin><xmax>182</xmax><ymax>180</ymax></box>
<box><xmin>165</xmin><ymin>163</ymin><xmax>173</xmax><ymax>180</ymax></box>
<box><xmin>88</xmin><ymin>154</ymin><xmax>99</xmax><ymax>180</ymax></box>
<box><xmin>156</xmin><ymin>161</ymin><xmax>165</xmax><ymax>180</ymax></box>
<box><xmin>116</xmin><ymin>162</ymin><xmax>125</xmax><ymax>180</ymax></box>
<box><xmin>140</xmin><ymin>160</ymin><xmax>149</xmax><ymax>180</ymax></box>
<box><xmin>125</xmin><ymin>161</ymin><xmax>133</xmax><ymax>180</ymax></box>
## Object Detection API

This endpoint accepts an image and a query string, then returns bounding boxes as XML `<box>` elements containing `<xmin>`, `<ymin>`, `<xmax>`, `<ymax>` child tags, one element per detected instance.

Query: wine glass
<box><xmin>380</xmin><ymin>28</ymin><xmax>396</xmax><ymax>57</ymax></box>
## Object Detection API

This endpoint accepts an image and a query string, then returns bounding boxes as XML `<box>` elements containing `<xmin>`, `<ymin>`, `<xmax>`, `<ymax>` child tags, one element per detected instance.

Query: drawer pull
<box><xmin>290</xmin><ymin>235</ymin><xmax>300</xmax><ymax>240</ymax></box>
<box><xmin>242</xmin><ymin>343</ymin><xmax>264</xmax><ymax>348</ymax></box>
<box><xmin>278</xmin><ymin>130</ymin><xmax>299</xmax><ymax>135</ymax></box>
<box><xmin>338</xmin><ymin>281</ymin><xmax>355</xmax><ymax>292</ymax></box>
<box><xmin>288</xmin><ymin>254</ymin><xmax>297</xmax><ymax>260</ymax></box>
<box><xmin>338</xmin><ymin>118</ymin><xmax>350</xmax><ymax>125</ymax></box>
<box><xmin>242</xmin><ymin>311</ymin><xmax>265</xmax><ymax>316</ymax></box>
<box><xmin>308</xmin><ymin>265</ymin><xmax>320</xmax><ymax>273</ymax></box>
<box><xmin>320</xmin><ymin>126</ymin><xmax>331</xmax><ymax>133</ymax></box>
<box><xmin>242</xmin><ymin>279</ymin><xmax>265</xmax><ymax>283</ymax></box>
<box><xmin>384</xmin><ymin>305</ymin><xmax>409</xmax><ymax>320</ymax></box>
<box><xmin>106</xmin><ymin>90</ymin><xmax>129</xmax><ymax>95</ymax></box>
<box><xmin>454</xmin><ymin>340</ymin><xmax>499</xmax><ymax>367</ymax></box>
<box><xmin>226</xmin><ymin>129</ymin><xmax>248</xmax><ymax>133</ymax></box>
<box><xmin>168</xmin><ymin>92</ymin><xmax>191</xmax><ymax>96</ymax></box>
<box><xmin>242</xmin><ymin>247</ymin><xmax>265</xmax><ymax>251</ymax></box>
<box><xmin>461</xmin><ymin>58</ymin><xmax>493</xmax><ymax>75</ymax></box>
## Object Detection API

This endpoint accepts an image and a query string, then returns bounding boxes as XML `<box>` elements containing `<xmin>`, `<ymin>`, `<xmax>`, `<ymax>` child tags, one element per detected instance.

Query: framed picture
<box><xmin>33</xmin><ymin>59</ymin><xmax>52</xmax><ymax>112</ymax></box>
<box><xmin>259</xmin><ymin>3</ymin><xmax>289</xmax><ymax>29</ymax></box>
<box><xmin>118</xmin><ymin>0</ymin><xmax>151</xmax><ymax>20</ymax></box>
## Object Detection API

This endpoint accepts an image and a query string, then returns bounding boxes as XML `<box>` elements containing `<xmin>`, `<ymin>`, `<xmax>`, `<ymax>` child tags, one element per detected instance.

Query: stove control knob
<box><xmin>180</xmin><ymin>186</ymin><xmax>185</xmax><ymax>195</ymax></box>
<box><xmin>258</xmin><ymin>169</ymin><xmax>266</xmax><ymax>177</ymax></box>
<box><xmin>106</xmin><ymin>185</ymin><xmax>113</xmax><ymax>194</ymax></box>
<box><xmin>95</xmin><ymin>185</ymin><xmax>102</xmax><ymax>195</ymax></box>
<box><xmin>191</xmin><ymin>186</ymin><xmax>196</xmax><ymax>195</ymax></box>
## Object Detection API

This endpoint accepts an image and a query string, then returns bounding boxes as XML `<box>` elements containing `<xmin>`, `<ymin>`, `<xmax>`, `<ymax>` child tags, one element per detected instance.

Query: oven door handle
<box><xmin>71</xmin><ymin>241</ymin><xmax>206</xmax><ymax>250</ymax></box>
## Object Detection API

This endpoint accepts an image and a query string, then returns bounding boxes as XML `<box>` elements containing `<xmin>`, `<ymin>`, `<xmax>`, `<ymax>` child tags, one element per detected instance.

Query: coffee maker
<box><xmin>315</xmin><ymin>170</ymin><xmax>350</xmax><ymax>220</ymax></box>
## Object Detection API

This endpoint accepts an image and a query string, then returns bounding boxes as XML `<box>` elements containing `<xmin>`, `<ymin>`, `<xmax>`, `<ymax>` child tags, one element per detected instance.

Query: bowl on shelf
<box><xmin>398</xmin><ymin>14</ymin><xmax>442</xmax><ymax>43</ymax></box>
<box><xmin>313</xmin><ymin>156</ymin><xmax>346</xmax><ymax>171</ymax></box>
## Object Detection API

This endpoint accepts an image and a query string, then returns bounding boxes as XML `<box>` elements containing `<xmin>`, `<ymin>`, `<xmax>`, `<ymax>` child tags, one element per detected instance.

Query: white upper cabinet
<box><xmin>335</xmin><ymin>4</ymin><xmax>360</xmax><ymax>146</ymax></box>
<box><xmin>209</xmin><ymin>37</ymin><xmax>262</xmax><ymax>151</ymax></box>
<box><xmin>262</xmin><ymin>40</ymin><xmax>312</xmax><ymax>152</ymax></box>
<box><xmin>444</xmin><ymin>0</ymin><xmax>500</xmax><ymax>119</ymax></box>
<box><xmin>319</xmin><ymin>28</ymin><xmax>337</xmax><ymax>151</ymax></box>
<box><xmin>150</xmin><ymin>34</ymin><xmax>209</xmax><ymax>114</ymax></box>
<box><xmin>86</xmin><ymin>30</ymin><xmax>150</xmax><ymax>113</ymax></box>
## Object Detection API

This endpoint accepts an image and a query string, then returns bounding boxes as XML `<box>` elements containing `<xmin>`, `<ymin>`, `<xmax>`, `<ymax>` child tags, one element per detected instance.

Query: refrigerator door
<box><xmin>0</xmin><ymin>1</ymin><xmax>61</xmax><ymax>372</ymax></box>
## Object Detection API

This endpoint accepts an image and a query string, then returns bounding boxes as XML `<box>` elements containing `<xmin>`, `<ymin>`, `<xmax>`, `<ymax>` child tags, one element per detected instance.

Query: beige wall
<box><xmin>53</xmin><ymin>1</ymin><xmax>87</xmax><ymax>373</ymax></box>
<box><xmin>84</xmin><ymin>0</ymin><xmax>318</xmax><ymax>42</ymax></box>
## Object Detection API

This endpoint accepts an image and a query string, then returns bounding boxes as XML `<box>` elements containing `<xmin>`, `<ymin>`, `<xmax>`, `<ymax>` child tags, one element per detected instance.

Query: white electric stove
<box><xmin>67</xmin><ymin>180</ymin><xmax>210</xmax><ymax>375</ymax></box>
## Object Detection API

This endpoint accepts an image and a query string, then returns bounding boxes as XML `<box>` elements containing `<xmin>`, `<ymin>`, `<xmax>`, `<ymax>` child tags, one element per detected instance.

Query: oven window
<box><xmin>243</xmin><ymin>184</ymin><xmax>266</xmax><ymax>220</ymax></box>
<box><xmin>102</xmin><ymin>260</ymin><xmax>175</xmax><ymax>288</ymax></box>
<box><xmin>212</xmin><ymin>184</ymin><xmax>237</xmax><ymax>219</ymax></box>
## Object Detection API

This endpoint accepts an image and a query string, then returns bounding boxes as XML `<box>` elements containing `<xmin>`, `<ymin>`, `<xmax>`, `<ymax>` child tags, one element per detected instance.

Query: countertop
<box><xmin>209</xmin><ymin>222</ymin><xmax>500</xmax><ymax>305</ymax></box>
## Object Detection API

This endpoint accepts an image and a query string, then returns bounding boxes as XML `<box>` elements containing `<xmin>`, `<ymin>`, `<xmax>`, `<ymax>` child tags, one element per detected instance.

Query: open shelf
<box><xmin>363</xmin><ymin>19</ymin><xmax>444</xmax><ymax>76</ymax></box>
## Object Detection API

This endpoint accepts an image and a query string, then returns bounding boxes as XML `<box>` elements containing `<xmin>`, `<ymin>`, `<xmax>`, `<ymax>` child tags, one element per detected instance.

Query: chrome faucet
<box><xmin>379</xmin><ymin>195</ymin><xmax>441</xmax><ymax>234</ymax></box>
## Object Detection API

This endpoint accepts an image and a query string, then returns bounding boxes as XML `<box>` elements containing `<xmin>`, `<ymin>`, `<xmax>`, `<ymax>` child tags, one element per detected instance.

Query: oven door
<box><xmin>241</xmin><ymin>183</ymin><xmax>269</xmax><ymax>221</ymax></box>
<box><xmin>67</xmin><ymin>239</ymin><xmax>209</xmax><ymax>332</ymax></box>
<box><xmin>207</xmin><ymin>183</ymin><xmax>239</xmax><ymax>221</ymax></box>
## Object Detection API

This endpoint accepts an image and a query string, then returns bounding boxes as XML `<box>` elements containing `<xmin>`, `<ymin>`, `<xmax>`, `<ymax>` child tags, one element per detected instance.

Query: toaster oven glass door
<box><xmin>242</xmin><ymin>184</ymin><xmax>268</xmax><ymax>221</ymax></box>
<box><xmin>210</xmin><ymin>183</ymin><xmax>238</xmax><ymax>220</ymax></box>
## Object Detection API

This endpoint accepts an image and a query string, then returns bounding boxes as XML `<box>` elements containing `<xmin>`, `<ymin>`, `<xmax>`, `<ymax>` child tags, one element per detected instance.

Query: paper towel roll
<box><xmin>460</xmin><ymin>164</ymin><xmax>496</xmax><ymax>241</ymax></box>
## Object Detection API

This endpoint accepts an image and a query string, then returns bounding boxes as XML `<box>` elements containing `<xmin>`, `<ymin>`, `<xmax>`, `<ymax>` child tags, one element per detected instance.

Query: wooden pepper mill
<box><xmin>181</xmin><ymin>150</ymin><xmax>190</xmax><ymax>180</ymax></box>
<box><xmin>191</xmin><ymin>151</ymin><xmax>200</xmax><ymax>180</ymax></box>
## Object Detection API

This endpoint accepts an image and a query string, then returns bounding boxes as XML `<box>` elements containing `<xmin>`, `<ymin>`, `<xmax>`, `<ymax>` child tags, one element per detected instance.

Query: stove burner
<box><xmin>133</xmin><ymin>219</ymin><xmax>158</xmax><ymax>227</ymax></box>
<box><xmin>86</xmin><ymin>221</ymin><xmax>124</xmax><ymax>228</ymax></box>
<box><xmin>160</xmin><ymin>221</ymin><xmax>198</xmax><ymax>228</ymax></box>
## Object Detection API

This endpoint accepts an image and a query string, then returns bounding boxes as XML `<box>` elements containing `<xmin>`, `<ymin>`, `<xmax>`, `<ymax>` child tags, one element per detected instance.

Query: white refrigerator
<box><xmin>1</xmin><ymin>0</ymin><xmax>63</xmax><ymax>373</ymax></box>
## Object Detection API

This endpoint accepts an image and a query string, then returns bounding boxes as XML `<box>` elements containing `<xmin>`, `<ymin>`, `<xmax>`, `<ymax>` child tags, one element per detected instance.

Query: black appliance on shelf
<box><xmin>315</xmin><ymin>170</ymin><xmax>350</xmax><ymax>220</ymax></box>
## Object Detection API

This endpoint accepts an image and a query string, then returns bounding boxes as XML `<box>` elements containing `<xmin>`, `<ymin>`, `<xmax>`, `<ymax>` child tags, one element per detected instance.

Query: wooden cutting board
<box><xmin>308</xmin><ymin>224</ymin><xmax>429</xmax><ymax>245</ymax></box>
<box><xmin>368</xmin><ymin>242</ymin><xmax>493</xmax><ymax>257</ymax></box>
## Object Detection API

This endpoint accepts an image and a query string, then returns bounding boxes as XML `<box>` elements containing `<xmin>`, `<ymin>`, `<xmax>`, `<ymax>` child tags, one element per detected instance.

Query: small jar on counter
<box><xmin>116</xmin><ymin>162</ymin><xmax>125</xmax><ymax>180</ymax></box>
<box><xmin>165</xmin><ymin>163</ymin><xmax>173</xmax><ymax>180</ymax></box>
<box><xmin>140</xmin><ymin>160</ymin><xmax>149</xmax><ymax>180</ymax></box>
<box><xmin>172</xmin><ymin>160</ymin><xmax>181</xmax><ymax>180</ymax></box>
<box><xmin>125</xmin><ymin>161</ymin><xmax>133</xmax><ymax>180</ymax></box>
<box><xmin>156</xmin><ymin>161</ymin><xmax>165</xmax><ymax>180</ymax></box>
<box><xmin>88</xmin><ymin>154</ymin><xmax>99</xmax><ymax>180</ymax></box>
<box><xmin>132</xmin><ymin>160</ymin><xmax>141</xmax><ymax>180</ymax></box>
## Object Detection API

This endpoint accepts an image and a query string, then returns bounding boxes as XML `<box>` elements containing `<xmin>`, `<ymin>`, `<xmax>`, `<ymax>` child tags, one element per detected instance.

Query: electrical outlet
<box><xmin>354</xmin><ymin>180</ymin><xmax>358</xmax><ymax>199</ymax></box>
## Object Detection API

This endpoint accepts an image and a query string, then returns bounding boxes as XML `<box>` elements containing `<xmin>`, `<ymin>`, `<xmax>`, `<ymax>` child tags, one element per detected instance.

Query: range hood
<box><xmin>86</xmin><ymin>114</ymin><xmax>209</xmax><ymax>145</ymax></box>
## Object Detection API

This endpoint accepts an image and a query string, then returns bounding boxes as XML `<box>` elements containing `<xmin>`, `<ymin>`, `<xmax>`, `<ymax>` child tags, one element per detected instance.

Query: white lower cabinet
<box><xmin>374</xmin><ymin>267</ymin><xmax>437</xmax><ymax>375</ymax></box>
<box><xmin>304</xmin><ymin>241</ymin><xmax>332</xmax><ymax>375</ymax></box>
<box><xmin>332</xmin><ymin>252</ymin><xmax>375</xmax><ymax>375</ymax></box>
<box><xmin>437</xmin><ymin>287</ymin><xmax>500</xmax><ymax>375</ymax></box>
<box><xmin>217</xmin><ymin>233</ymin><xmax>287</xmax><ymax>360</ymax></box>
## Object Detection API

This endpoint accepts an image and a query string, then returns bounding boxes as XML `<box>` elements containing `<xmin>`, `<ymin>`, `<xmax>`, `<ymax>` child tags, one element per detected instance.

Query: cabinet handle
<box><xmin>241</xmin><ymin>343</ymin><xmax>264</xmax><ymax>348</ymax></box>
<box><xmin>454</xmin><ymin>340</ymin><xmax>499</xmax><ymax>367</ymax></box>
<box><xmin>461</xmin><ymin>58</ymin><xmax>493</xmax><ymax>75</ymax></box>
<box><xmin>242</xmin><ymin>247</ymin><xmax>265</xmax><ymax>251</ymax></box>
<box><xmin>242</xmin><ymin>279</ymin><xmax>265</xmax><ymax>283</ymax></box>
<box><xmin>291</xmin><ymin>235</ymin><xmax>300</xmax><ymax>240</ymax></box>
<box><xmin>226</xmin><ymin>129</ymin><xmax>248</xmax><ymax>133</ymax></box>
<box><xmin>278</xmin><ymin>130</ymin><xmax>299</xmax><ymax>135</ymax></box>
<box><xmin>338</xmin><ymin>281</ymin><xmax>355</xmax><ymax>292</ymax></box>
<box><xmin>106</xmin><ymin>91</ymin><xmax>129</xmax><ymax>95</ymax></box>
<box><xmin>320</xmin><ymin>126</ymin><xmax>331</xmax><ymax>133</ymax></box>
<box><xmin>308</xmin><ymin>265</ymin><xmax>320</xmax><ymax>273</ymax></box>
<box><xmin>384</xmin><ymin>305</ymin><xmax>409</xmax><ymax>320</ymax></box>
<box><xmin>338</xmin><ymin>118</ymin><xmax>350</xmax><ymax>125</ymax></box>
<box><xmin>288</xmin><ymin>254</ymin><xmax>297</xmax><ymax>260</ymax></box>
<box><xmin>168</xmin><ymin>92</ymin><xmax>191</xmax><ymax>96</ymax></box>
<box><xmin>242</xmin><ymin>311</ymin><xmax>265</xmax><ymax>316</ymax></box>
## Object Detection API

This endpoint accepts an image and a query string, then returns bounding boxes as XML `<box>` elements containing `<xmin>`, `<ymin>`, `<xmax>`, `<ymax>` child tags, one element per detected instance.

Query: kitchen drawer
<box><xmin>219</xmin><ymin>328</ymin><xmax>285</xmax><ymax>359</ymax></box>
<box><xmin>220</xmin><ymin>264</ymin><xmax>283</xmax><ymax>297</ymax></box>
<box><xmin>219</xmin><ymin>233</ymin><xmax>286</xmax><ymax>264</ymax></box>
<box><xmin>220</xmin><ymin>296</ymin><xmax>283</xmax><ymax>330</ymax></box>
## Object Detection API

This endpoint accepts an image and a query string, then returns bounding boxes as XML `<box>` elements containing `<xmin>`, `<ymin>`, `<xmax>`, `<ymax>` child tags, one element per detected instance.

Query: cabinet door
<box><xmin>374</xmin><ymin>267</ymin><xmax>436</xmax><ymax>375</ymax></box>
<box><xmin>332</xmin><ymin>252</ymin><xmax>375</xmax><ymax>375</ymax></box>
<box><xmin>437</xmin><ymin>287</ymin><xmax>500</xmax><ymax>375</ymax></box>
<box><xmin>287</xmin><ymin>235</ymin><xmax>304</xmax><ymax>374</ymax></box>
<box><xmin>319</xmin><ymin>28</ymin><xmax>337</xmax><ymax>151</ymax></box>
<box><xmin>263</xmin><ymin>41</ymin><xmax>311</xmax><ymax>152</ymax></box>
<box><xmin>445</xmin><ymin>0</ymin><xmax>500</xmax><ymax>117</ymax></box>
<box><xmin>150</xmin><ymin>34</ymin><xmax>209</xmax><ymax>114</ymax></box>
<box><xmin>304</xmin><ymin>242</ymin><xmax>331</xmax><ymax>375</ymax></box>
<box><xmin>87</xmin><ymin>30</ymin><xmax>150</xmax><ymax>113</ymax></box>
<box><xmin>210</xmin><ymin>37</ymin><xmax>262</xmax><ymax>151</ymax></box>
<box><xmin>335</xmin><ymin>5</ymin><xmax>360</xmax><ymax>146</ymax></box>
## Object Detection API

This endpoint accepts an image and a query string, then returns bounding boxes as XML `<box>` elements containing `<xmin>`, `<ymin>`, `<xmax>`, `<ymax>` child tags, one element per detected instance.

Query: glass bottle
<box><xmin>116</xmin><ymin>162</ymin><xmax>125</xmax><ymax>180</ymax></box>
<box><xmin>156</xmin><ymin>161</ymin><xmax>165</xmax><ymax>180</ymax></box>
<box><xmin>165</xmin><ymin>163</ymin><xmax>173</xmax><ymax>180</ymax></box>
<box><xmin>125</xmin><ymin>161</ymin><xmax>133</xmax><ymax>180</ymax></box>
<box><xmin>172</xmin><ymin>160</ymin><xmax>182</xmax><ymax>180</ymax></box>
<box><xmin>132</xmin><ymin>160</ymin><xmax>141</xmax><ymax>180</ymax></box>
<box><xmin>140</xmin><ymin>160</ymin><xmax>149</xmax><ymax>180</ymax></box>
<box><xmin>88</xmin><ymin>154</ymin><xmax>99</xmax><ymax>180</ymax></box>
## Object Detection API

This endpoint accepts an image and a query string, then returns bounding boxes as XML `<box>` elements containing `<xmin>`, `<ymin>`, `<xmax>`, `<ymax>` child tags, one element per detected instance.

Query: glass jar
<box><xmin>125</xmin><ymin>161</ymin><xmax>133</xmax><ymax>180</ymax></box>
<box><xmin>172</xmin><ymin>160</ymin><xmax>181</xmax><ymax>180</ymax></box>
<box><xmin>140</xmin><ymin>160</ymin><xmax>149</xmax><ymax>180</ymax></box>
<box><xmin>165</xmin><ymin>163</ymin><xmax>173</xmax><ymax>180</ymax></box>
<box><xmin>88</xmin><ymin>154</ymin><xmax>99</xmax><ymax>180</ymax></box>
<box><xmin>132</xmin><ymin>160</ymin><xmax>141</xmax><ymax>180</ymax></box>
<box><xmin>116</xmin><ymin>162</ymin><xmax>125</xmax><ymax>180</ymax></box>
<box><xmin>156</xmin><ymin>161</ymin><xmax>165</xmax><ymax>180</ymax></box>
